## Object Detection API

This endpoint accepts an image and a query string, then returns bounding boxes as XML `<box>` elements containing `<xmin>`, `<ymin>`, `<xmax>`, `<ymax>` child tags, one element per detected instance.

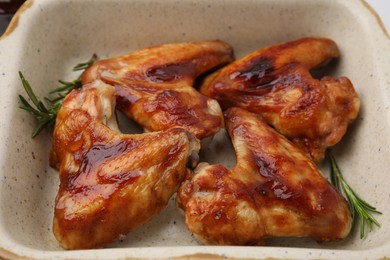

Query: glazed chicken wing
<box><xmin>178</xmin><ymin>107</ymin><xmax>352</xmax><ymax>245</ymax></box>
<box><xmin>82</xmin><ymin>40</ymin><xmax>234</xmax><ymax>139</ymax></box>
<box><xmin>50</xmin><ymin>80</ymin><xmax>200</xmax><ymax>249</ymax></box>
<box><xmin>201</xmin><ymin>37</ymin><xmax>360</xmax><ymax>162</ymax></box>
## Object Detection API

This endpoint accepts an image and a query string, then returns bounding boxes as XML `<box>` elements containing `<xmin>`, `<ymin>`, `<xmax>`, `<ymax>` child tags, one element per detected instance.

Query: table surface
<box><xmin>366</xmin><ymin>0</ymin><xmax>390</xmax><ymax>31</ymax></box>
<box><xmin>0</xmin><ymin>1</ymin><xmax>389</xmax><ymax>36</ymax></box>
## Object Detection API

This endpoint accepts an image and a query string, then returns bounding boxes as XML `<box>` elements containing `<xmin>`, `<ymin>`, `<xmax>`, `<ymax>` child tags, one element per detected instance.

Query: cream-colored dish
<box><xmin>0</xmin><ymin>0</ymin><xmax>389</xmax><ymax>259</ymax></box>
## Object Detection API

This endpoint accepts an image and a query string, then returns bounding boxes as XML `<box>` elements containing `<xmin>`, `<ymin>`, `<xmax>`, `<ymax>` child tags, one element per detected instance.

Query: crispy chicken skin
<box><xmin>82</xmin><ymin>40</ymin><xmax>234</xmax><ymax>139</ymax></box>
<box><xmin>50</xmin><ymin>80</ymin><xmax>200</xmax><ymax>249</ymax></box>
<box><xmin>200</xmin><ymin>37</ymin><xmax>360</xmax><ymax>162</ymax></box>
<box><xmin>177</xmin><ymin>107</ymin><xmax>352</xmax><ymax>245</ymax></box>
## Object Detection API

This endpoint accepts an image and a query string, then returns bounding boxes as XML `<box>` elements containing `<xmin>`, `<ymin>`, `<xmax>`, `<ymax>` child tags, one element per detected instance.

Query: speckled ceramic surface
<box><xmin>0</xmin><ymin>0</ymin><xmax>389</xmax><ymax>259</ymax></box>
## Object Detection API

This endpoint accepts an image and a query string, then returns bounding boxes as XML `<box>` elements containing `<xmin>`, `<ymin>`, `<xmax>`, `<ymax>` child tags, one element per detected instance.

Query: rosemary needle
<box><xmin>18</xmin><ymin>71</ymin><xmax>58</xmax><ymax>137</ymax></box>
<box><xmin>329</xmin><ymin>151</ymin><xmax>382</xmax><ymax>239</ymax></box>
<box><xmin>18</xmin><ymin>54</ymin><xmax>97</xmax><ymax>137</ymax></box>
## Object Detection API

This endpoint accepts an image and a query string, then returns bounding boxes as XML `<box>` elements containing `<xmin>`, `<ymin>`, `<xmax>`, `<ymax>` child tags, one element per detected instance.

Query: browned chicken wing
<box><xmin>178</xmin><ymin>107</ymin><xmax>352</xmax><ymax>245</ymax></box>
<box><xmin>82</xmin><ymin>40</ymin><xmax>234</xmax><ymax>139</ymax></box>
<box><xmin>50</xmin><ymin>80</ymin><xmax>200</xmax><ymax>249</ymax></box>
<box><xmin>200</xmin><ymin>38</ymin><xmax>360</xmax><ymax>162</ymax></box>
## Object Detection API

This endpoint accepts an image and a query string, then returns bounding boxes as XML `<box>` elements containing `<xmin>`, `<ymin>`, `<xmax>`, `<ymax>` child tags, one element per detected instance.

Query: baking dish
<box><xmin>0</xmin><ymin>0</ymin><xmax>389</xmax><ymax>258</ymax></box>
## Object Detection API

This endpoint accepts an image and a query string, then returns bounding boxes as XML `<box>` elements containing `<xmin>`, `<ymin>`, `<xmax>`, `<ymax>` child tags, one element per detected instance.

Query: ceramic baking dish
<box><xmin>0</xmin><ymin>0</ymin><xmax>389</xmax><ymax>259</ymax></box>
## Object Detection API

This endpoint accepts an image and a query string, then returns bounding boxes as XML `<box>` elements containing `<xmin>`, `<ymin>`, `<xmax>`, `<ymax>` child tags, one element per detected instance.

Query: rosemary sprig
<box><xmin>18</xmin><ymin>54</ymin><xmax>97</xmax><ymax>137</ymax></box>
<box><xmin>48</xmin><ymin>54</ymin><xmax>97</xmax><ymax>100</ymax></box>
<box><xmin>18</xmin><ymin>72</ymin><xmax>58</xmax><ymax>137</ymax></box>
<box><xmin>329</xmin><ymin>151</ymin><xmax>382</xmax><ymax>239</ymax></box>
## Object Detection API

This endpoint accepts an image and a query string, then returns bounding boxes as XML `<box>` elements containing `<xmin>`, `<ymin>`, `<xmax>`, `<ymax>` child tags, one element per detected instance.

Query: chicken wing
<box><xmin>82</xmin><ymin>40</ymin><xmax>234</xmax><ymax>139</ymax></box>
<box><xmin>50</xmin><ymin>80</ymin><xmax>200</xmax><ymax>249</ymax></box>
<box><xmin>178</xmin><ymin>107</ymin><xmax>352</xmax><ymax>245</ymax></box>
<box><xmin>200</xmin><ymin>37</ymin><xmax>360</xmax><ymax>162</ymax></box>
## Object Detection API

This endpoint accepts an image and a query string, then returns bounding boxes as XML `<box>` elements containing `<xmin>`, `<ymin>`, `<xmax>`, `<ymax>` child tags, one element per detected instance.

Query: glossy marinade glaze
<box><xmin>50</xmin><ymin>80</ymin><xmax>200</xmax><ymax>249</ymax></box>
<box><xmin>178</xmin><ymin>107</ymin><xmax>352</xmax><ymax>245</ymax></box>
<box><xmin>82</xmin><ymin>40</ymin><xmax>234</xmax><ymax>139</ymax></box>
<box><xmin>200</xmin><ymin>37</ymin><xmax>360</xmax><ymax>162</ymax></box>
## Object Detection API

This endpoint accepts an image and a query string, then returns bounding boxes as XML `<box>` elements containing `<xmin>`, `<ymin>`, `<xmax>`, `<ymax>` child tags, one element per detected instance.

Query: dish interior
<box><xmin>0</xmin><ymin>0</ymin><xmax>389</xmax><ymax>253</ymax></box>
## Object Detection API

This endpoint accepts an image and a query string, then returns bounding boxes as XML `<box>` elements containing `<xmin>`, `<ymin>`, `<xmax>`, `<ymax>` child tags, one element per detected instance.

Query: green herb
<box><xmin>18</xmin><ymin>54</ymin><xmax>97</xmax><ymax>137</ymax></box>
<box><xmin>329</xmin><ymin>151</ymin><xmax>382</xmax><ymax>239</ymax></box>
